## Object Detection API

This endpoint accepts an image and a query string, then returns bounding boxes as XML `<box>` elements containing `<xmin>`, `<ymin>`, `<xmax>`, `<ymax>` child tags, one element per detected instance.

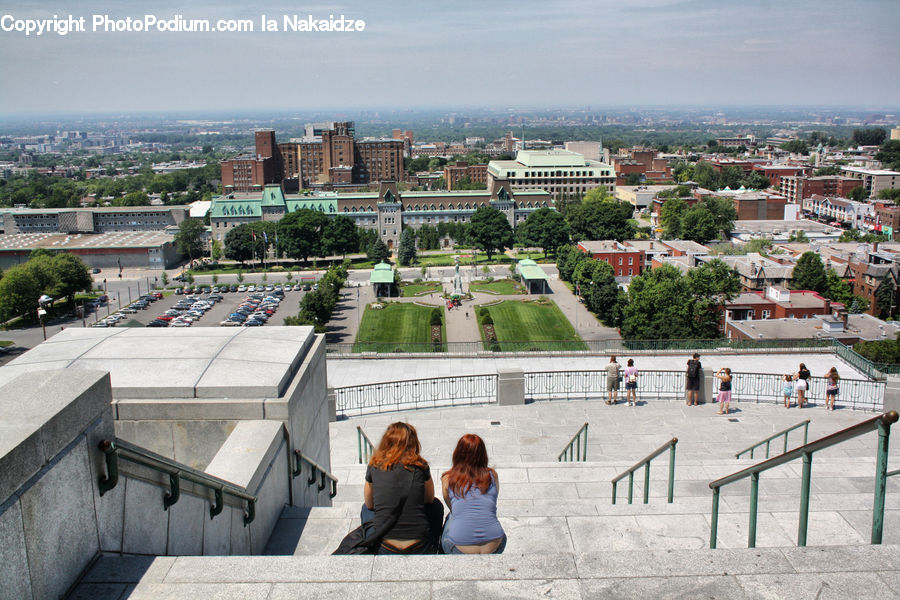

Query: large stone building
<box><xmin>487</xmin><ymin>150</ymin><xmax>615</xmax><ymax>201</ymax></box>
<box><xmin>221</xmin><ymin>124</ymin><xmax>404</xmax><ymax>192</ymax></box>
<box><xmin>210</xmin><ymin>180</ymin><xmax>552</xmax><ymax>249</ymax></box>
<box><xmin>841</xmin><ymin>167</ymin><xmax>900</xmax><ymax>199</ymax></box>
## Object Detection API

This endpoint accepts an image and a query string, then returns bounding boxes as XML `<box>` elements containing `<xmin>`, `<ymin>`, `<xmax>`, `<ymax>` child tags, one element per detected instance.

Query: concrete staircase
<box><xmin>70</xmin><ymin>400</ymin><xmax>900</xmax><ymax>599</ymax></box>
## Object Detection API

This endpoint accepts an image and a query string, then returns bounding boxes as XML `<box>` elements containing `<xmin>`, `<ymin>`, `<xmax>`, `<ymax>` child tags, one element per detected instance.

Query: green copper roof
<box><xmin>209</xmin><ymin>200</ymin><xmax>262</xmax><ymax>218</ymax></box>
<box><xmin>261</xmin><ymin>185</ymin><xmax>286</xmax><ymax>207</ymax></box>
<box><xmin>370</xmin><ymin>262</ymin><xmax>395</xmax><ymax>284</ymax></box>
<box><xmin>517</xmin><ymin>259</ymin><xmax>548</xmax><ymax>281</ymax></box>
<box><xmin>286</xmin><ymin>199</ymin><xmax>337</xmax><ymax>213</ymax></box>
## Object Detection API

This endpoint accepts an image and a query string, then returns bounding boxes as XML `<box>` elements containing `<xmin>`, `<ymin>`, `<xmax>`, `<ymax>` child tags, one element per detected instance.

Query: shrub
<box><xmin>482</xmin><ymin>313</ymin><xmax>494</xmax><ymax>326</ymax></box>
<box><xmin>430</xmin><ymin>308</ymin><xmax>443</xmax><ymax>326</ymax></box>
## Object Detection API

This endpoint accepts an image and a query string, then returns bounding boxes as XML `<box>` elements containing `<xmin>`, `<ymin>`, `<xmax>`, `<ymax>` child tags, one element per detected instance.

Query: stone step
<box><xmin>72</xmin><ymin>545</ymin><xmax>900</xmax><ymax>599</ymax></box>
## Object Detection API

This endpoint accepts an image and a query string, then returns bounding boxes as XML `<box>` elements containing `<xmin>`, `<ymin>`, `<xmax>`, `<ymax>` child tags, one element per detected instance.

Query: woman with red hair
<box><xmin>361</xmin><ymin>422</ymin><xmax>443</xmax><ymax>554</ymax></box>
<box><xmin>440</xmin><ymin>434</ymin><xmax>506</xmax><ymax>554</ymax></box>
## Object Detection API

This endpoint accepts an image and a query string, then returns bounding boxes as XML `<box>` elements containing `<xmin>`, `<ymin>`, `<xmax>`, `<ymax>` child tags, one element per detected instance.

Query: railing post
<box><xmin>802</xmin><ymin>421</ymin><xmax>809</xmax><ymax>445</ymax></box>
<box><xmin>765</xmin><ymin>440</ymin><xmax>770</xmax><ymax>458</ymax></box>
<box><xmin>710</xmin><ymin>487</ymin><xmax>720</xmax><ymax>549</ymax></box>
<box><xmin>643</xmin><ymin>462</ymin><xmax>651</xmax><ymax>504</ymax></box>
<box><xmin>748</xmin><ymin>472</ymin><xmax>759</xmax><ymax>548</ymax></box>
<box><xmin>798</xmin><ymin>451</ymin><xmax>812</xmax><ymax>547</ymax></box>
<box><xmin>627</xmin><ymin>471</ymin><xmax>634</xmax><ymax>504</ymax></box>
<box><xmin>582</xmin><ymin>424</ymin><xmax>588</xmax><ymax>461</ymax></box>
<box><xmin>667</xmin><ymin>441</ymin><xmax>676</xmax><ymax>504</ymax></box>
<box><xmin>783</xmin><ymin>432</ymin><xmax>789</xmax><ymax>455</ymax></box>
<box><xmin>611</xmin><ymin>481</ymin><xmax>617</xmax><ymax>505</ymax></box>
<box><xmin>872</xmin><ymin>418</ymin><xmax>891</xmax><ymax>544</ymax></box>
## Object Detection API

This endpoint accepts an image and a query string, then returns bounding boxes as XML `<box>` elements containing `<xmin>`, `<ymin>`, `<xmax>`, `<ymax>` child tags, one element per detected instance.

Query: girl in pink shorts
<box><xmin>715</xmin><ymin>368</ymin><xmax>732</xmax><ymax>415</ymax></box>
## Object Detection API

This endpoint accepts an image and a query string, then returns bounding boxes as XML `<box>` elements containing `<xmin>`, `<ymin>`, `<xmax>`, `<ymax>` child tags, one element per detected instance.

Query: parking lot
<box><xmin>91</xmin><ymin>285</ymin><xmax>308</xmax><ymax>328</ymax></box>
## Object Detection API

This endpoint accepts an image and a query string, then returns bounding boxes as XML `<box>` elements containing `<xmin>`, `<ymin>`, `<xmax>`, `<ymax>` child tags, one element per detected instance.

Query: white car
<box><xmin>220</xmin><ymin>320</ymin><xmax>242</xmax><ymax>327</ymax></box>
<box><xmin>237</xmin><ymin>285</ymin><xmax>247</xmax><ymax>292</ymax></box>
<box><xmin>170</xmin><ymin>320</ymin><xmax>191</xmax><ymax>327</ymax></box>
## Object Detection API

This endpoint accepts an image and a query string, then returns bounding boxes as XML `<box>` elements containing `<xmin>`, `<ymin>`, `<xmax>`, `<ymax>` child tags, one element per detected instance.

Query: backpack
<box><xmin>687</xmin><ymin>361</ymin><xmax>700</xmax><ymax>378</ymax></box>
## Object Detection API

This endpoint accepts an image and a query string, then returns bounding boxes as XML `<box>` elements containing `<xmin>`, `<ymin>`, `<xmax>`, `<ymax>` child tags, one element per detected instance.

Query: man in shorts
<box><xmin>606</xmin><ymin>355</ymin><xmax>621</xmax><ymax>405</ymax></box>
<box><xmin>685</xmin><ymin>353</ymin><xmax>701</xmax><ymax>406</ymax></box>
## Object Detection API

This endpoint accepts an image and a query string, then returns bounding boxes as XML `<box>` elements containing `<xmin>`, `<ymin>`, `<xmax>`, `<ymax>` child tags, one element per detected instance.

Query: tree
<box><xmin>160</xmin><ymin>272</ymin><xmax>168</xmax><ymax>287</ymax></box>
<box><xmin>210</xmin><ymin>239</ymin><xmax>223</xmax><ymax>262</ymax></box>
<box><xmin>574</xmin><ymin>259</ymin><xmax>623</xmax><ymax>326</ymax></box>
<box><xmin>624</xmin><ymin>172</ymin><xmax>643</xmax><ymax>186</ymax></box>
<box><xmin>237</xmin><ymin>271</ymin><xmax>244</xmax><ymax>283</ymax></box>
<box><xmin>824</xmin><ymin>270</ymin><xmax>853</xmax><ymax>305</ymax></box>
<box><xmin>852</xmin><ymin>128</ymin><xmax>886</xmax><ymax>146</ymax></box>
<box><xmin>367</xmin><ymin>239</ymin><xmax>390</xmax><ymax>263</ymax></box>
<box><xmin>621</xmin><ymin>265</ymin><xmax>695</xmax><ymax>339</ymax></box>
<box><xmin>322</xmin><ymin>215</ymin><xmax>359</xmax><ymax>257</ymax></box>
<box><xmin>848</xmin><ymin>185</ymin><xmax>868</xmax><ymax>202</ymax></box>
<box><xmin>875</xmin><ymin>140</ymin><xmax>900</xmax><ymax>172</ymax></box>
<box><xmin>25</xmin><ymin>254</ymin><xmax>56</xmax><ymax>295</ymax></box>
<box><xmin>224</xmin><ymin>225</ymin><xmax>254</xmax><ymax>264</ymax></box>
<box><xmin>566</xmin><ymin>196</ymin><xmax>635</xmax><ymax>242</ymax></box>
<box><xmin>416</xmin><ymin>225</ymin><xmax>440</xmax><ymax>250</ymax></box>
<box><xmin>397</xmin><ymin>228</ymin><xmax>417</xmax><ymax>266</ymax></box>
<box><xmin>780</xmin><ymin>140</ymin><xmax>809</xmax><ymax>154</ymax></box>
<box><xmin>0</xmin><ymin>265</ymin><xmax>40</xmax><ymax>321</ymax></box>
<box><xmin>875</xmin><ymin>279</ymin><xmax>898</xmax><ymax>319</ymax></box>
<box><xmin>175</xmin><ymin>218</ymin><xmax>206</xmax><ymax>263</ymax></box>
<box><xmin>685</xmin><ymin>259</ymin><xmax>741</xmax><ymax>337</ymax></box>
<box><xmin>50</xmin><ymin>253</ymin><xmax>92</xmax><ymax>302</ymax></box>
<box><xmin>280</xmin><ymin>209</ymin><xmax>328</xmax><ymax>263</ymax></box>
<box><xmin>680</xmin><ymin>205</ymin><xmax>718</xmax><ymax>243</ymax></box>
<box><xmin>659</xmin><ymin>197</ymin><xmax>686</xmax><ymax>239</ymax></box>
<box><xmin>468</xmin><ymin>206</ymin><xmax>514</xmax><ymax>260</ymax></box>
<box><xmin>876</xmin><ymin>188</ymin><xmax>900</xmax><ymax>203</ymax></box>
<box><xmin>518</xmin><ymin>208</ymin><xmax>570</xmax><ymax>257</ymax></box>
<box><xmin>792</xmin><ymin>251</ymin><xmax>827</xmax><ymax>293</ymax></box>
<box><xmin>788</xmin><ymin>230</ymin><xmax>810</xmax><ymax>243</ymax></box>
<box><xmin>212</xmin><ymin>274</ymin><xmax>219</xmax><ymax>286</ymax></box>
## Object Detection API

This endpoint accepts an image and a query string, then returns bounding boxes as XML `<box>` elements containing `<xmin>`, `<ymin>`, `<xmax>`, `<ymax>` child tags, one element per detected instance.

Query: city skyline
<box><xmin>0</xmin><ymin>0</ymin><xmax>898</xmax><ymax>115</ymax></box>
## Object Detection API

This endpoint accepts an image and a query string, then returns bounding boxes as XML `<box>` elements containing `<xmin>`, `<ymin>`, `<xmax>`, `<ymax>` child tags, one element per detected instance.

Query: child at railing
<box><xmin>715</xmin><ymin>367</ymin><xmax>732</xmax><ymax>415</ymax></box>
<box><xmin>783</xmin><ymin>374</ymin><xmax>794</xmax><ymax>409</ymax></box>
<box><xmin>825</xmin><ymin>367</ymin><xmax>840</xmax><ymax>411</ymax></box>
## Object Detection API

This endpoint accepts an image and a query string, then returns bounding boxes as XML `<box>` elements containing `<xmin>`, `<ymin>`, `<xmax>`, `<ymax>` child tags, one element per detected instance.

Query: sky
<box><xmin>0</xmin><ymin>0</ymin><xmax>898</xmax><ymax>115</ymax></box>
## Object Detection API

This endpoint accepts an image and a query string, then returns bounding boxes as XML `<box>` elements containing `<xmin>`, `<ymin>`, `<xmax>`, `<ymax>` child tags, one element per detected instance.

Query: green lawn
<box><xmin>354</xmin><ymin>303</ymin><xmax>446</xmax><ymax>352</ymax></box>
<box><xmin>0</xmin><ymin>340</ymin><xmax>13</xmax><ymax>347</ymax></box>
<box><xmin>469</xmin><ymin>279</ymin><xmax>524</xmax><ymax>295</ymax></box>
<box><xmin>481</xmin><ymin>299</ymin><xmax>586</xmax><ymax>351</ymax></box>
<box><xmin>400</xmin><ymin>281</ymin><xmax>442</xmax><ymax>297</ymax></box>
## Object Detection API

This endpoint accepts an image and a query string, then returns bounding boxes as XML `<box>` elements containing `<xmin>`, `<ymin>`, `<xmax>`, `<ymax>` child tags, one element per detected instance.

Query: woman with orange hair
<box><xmin>361</xmin><ymin>422</ymin><xmax>443</xmax><ymax>554</ymax></box>
<box><xmin>440</xmin><ymin>434</ymin><xmax>506</xmax><ymax>554</ymax></box>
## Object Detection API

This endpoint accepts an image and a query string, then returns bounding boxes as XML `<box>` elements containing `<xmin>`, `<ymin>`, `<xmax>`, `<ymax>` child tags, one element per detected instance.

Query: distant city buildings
<box><xmin>221</xmin><ymin>124</ymin><xmax>405</xmax><ymax>192</ymax></box>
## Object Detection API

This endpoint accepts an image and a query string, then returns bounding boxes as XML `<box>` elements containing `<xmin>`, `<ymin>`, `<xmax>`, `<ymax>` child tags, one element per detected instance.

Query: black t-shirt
<box><xmin>365</xmin><ymin>463</ymin><xmax>431</xmax><ymax>541</ymax></box>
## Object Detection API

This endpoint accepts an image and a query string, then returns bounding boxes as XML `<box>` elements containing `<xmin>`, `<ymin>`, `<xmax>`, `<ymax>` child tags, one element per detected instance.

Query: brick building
<box><xmin>725</xmin><ymin>286</ymin><xmax>833</xmax><ymax>322</ymax></box>
<box><xmin>222</xmin><ymin>123</ymin><xmax>405</xmax><ymax>192</ymax></box>
<box><xmin>750</xmin><ymin>165</ymin><xmax>809</xmax><ymax>191</ymax></box>
<box><xmin>780</xmin><ymin>175</ymin><xmax>863</xmax><ymax>204</ymax></box>
<box><xmin>576</xmin><ymin>240</ymin><xmax>645</xmax><ymax>278</ymax></box>
<box><xmin>443</xmin><ymin>162</ymin><xmax>488</xmax><ymax>190</ymax></box>
<box><xmin>609</xmin><ymin>148</ymin><xmax>672</xmax><ymax>185</ymax></box>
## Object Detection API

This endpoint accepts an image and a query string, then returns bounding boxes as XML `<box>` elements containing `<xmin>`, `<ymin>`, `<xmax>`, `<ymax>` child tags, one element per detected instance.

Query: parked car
<box><xmin>175</xmin><ymin>287</ymin><xmax>183</xmax><ymax>295</ymax></box>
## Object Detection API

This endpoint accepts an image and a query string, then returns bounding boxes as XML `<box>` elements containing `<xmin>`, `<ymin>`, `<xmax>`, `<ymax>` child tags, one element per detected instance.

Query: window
<box><xmin>628</xmin><ymin>257</ymin><xmax>633</xmax><ymax>265</ymax></box>
<box><xmin>761</xmin><ymin>310</ymin><xmax>770</xmax><ymax>319</ymax></box>
<box><xmin>618</xmin><ymin>257</ymin><xmax>623</xmax><ymax>265</ymax></box>
<box><xmin>628</xmin><ymin>268</ymin><xmax>633</xmax><ymax>275</ymax></box>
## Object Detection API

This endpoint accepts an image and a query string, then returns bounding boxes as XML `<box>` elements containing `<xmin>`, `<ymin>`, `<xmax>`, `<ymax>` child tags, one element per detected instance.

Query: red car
<box><xmin>152</xmin><ymin>291</ymin><xmax>163</xmax><ymax>299</ymax></box>
<box><xmin>156</xmin><ymin>315</ymin><xmax>175</xmax><ymax>321</ymax></box>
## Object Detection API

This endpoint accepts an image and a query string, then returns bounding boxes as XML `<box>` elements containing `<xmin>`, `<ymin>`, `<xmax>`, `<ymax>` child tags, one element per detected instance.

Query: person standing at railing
<box><xmin>440</xmin><ymin>434</ymin><xmax>506</xmax><ymax>554</ymax></box>
<box><xmin>685</xmin><ymin>353</ymin><xmax>702</xmax><ymax>406</ymax></box>
<box><xmin>824</xmin><ymin>367</ymin><xmax>840</xmax><ymax>411</ymax></box>
<box><xmin>783</xmin><ymin>374</ymin><xmax>794</xmax><ymax>409</ymax></box>
<box><xmin>715</xmin><ymin>368</ymin><xmax>732</xmax><ymax>415</ymax></box>
<box><xmin>606</xmin><ymin>355</ymin><xmax>621</xmax><ymax>405</ymax></box>
<box><xmin>794</xmin><ymin>363</ymin><xmax>811</xmax><ymax>408</ymax></box>
<box><xmin>623</xmin><ymin>358</ymin><xmax>639</xmax><ymax>406</ymax></box>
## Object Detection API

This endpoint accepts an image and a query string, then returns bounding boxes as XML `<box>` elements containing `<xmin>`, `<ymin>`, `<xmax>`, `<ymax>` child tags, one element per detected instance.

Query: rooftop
<box><xmin>728</xmin><ymin>313</ymin><xmax>900</xmax><ymax>342</ymax></box>
<box><xmin>0</xmin><ymin>231</ymin><xmax>176</xmax><ymax>251</ymax></box>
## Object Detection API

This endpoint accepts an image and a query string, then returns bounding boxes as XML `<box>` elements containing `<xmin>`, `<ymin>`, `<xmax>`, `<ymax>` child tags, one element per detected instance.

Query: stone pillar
<box><xmin>497</xmin><ymin>368</ymin><xmax>525</xmax><ymax>406</ymax></box>
<box><xmin>884</xmin><ymin>375</ymin><xmax>900</xmax><ymax>413</ymax></box>
<box><xmin>683</xmin><ymin>367</ymin><xmax>711</xmax><ymax>404</ymax></box>
<box><xmin>327</xmin><ymin>387</ymin><xmax>336</xmax><ymax>422</ymax></box>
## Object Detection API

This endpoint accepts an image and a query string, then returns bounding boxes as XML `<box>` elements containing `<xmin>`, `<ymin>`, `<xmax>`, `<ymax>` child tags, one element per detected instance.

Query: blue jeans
<box><xmin>440</xmin><ymin>512</ymin><xmax>507</xmax><ymax>554</ymax></box>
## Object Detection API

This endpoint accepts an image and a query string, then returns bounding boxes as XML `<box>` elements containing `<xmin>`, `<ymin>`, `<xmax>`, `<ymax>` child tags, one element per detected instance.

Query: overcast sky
<box><xmin>0</xmin><ymin>0</ymin><xmax>898</xmax><ymax>115</ymax></box>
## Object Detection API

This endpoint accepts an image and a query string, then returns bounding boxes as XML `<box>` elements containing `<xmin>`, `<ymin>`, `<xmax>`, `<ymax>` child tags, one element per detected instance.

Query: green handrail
<box><xmin>735</xmin><ymin>420</ymin><xmax>810</xmax><ymax>459</ymax></box>
<box><xmin>709</xmin><ymin>410</ymin><xmax>898</xmax><ymax>549</ymax></box>
<box><xmin>357</xmin><ymin>426</ymin><xmax>375</xmax><ymax>465</ymax></box>
<box><xmin>558</xmin><ymin>422</ymin><xmax>588</xmax><ymax>462</ymax></box>
<box><xmin>97</xmin><ymin>438</ymin><xmax>257</xmax><ymax>525</ymax></box>
<box><xmin>611</xmin><ymin>437</ymin><xmax>678</xmax><ymax>505</ymax></box>
<box><xmin>293</xmin><ymin>450</ymin><xmax>339</xmax><ymax>498</ymax></box>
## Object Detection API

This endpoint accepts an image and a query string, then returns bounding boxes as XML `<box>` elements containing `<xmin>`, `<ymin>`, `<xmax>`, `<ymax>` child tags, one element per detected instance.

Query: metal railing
<box><xmin>293</xmin><ymin>450</ymin><xmax>338</xmax><ymax>498</ymax></box>
<box><xmin>334</xmin><ymin>374</ymin><xmax>497</xmax><ymax>417</ymax></box>
<box><xmin>558</xmin><ymin>423</ymin><xmax>589</xmax><ymax>462</ymax></box>
<box><xmin>357</xmin><ymin>426</ymin><xmax>375</xmax><ymax>465</ymax></box>
<box><xmin>735</xmin><ymin>420</ymin><xmax>810</xmax><ymax>459</ymax></box>
<box><xmin>327</xmin><ymin>337</ymin><xmax>837</xmax><ymax>356</ymax></box>
<box><xmin>330</xmin><ymin>370</ymin><xmax>885</xmax><ymax>418</ymax></box>
<box><xmin>709</xmin><ymin>410</ymin><xmax>899</xmax><ymax>549</ymax></box>
<box><xmin>611</xmin><ymin>437</ymin><xmax>678</xmax><ymax>505</ymax></box>
<box><xmin>97</xmin><ymin>439</ymin><xmax>257</xmax><ymax>525</ymax></box>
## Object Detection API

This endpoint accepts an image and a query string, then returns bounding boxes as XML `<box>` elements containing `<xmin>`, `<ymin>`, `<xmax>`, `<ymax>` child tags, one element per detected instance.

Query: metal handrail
<box><xmin>357</xmin><ymin>426</ymin><xmax>375</xmax><ymax>465</ymax></box>
<box><xmin>293</xmin><ymin>450</ymin><xmax>338</xmax><ymax>498</ymax></box>
<box><xmin>709</xmin><ymin>410</ymin><xmax>899</xmax><ymax>549</ymax></box>
<box><xmin>557</xmin><ymin>422</ymin><xmax>588</xmax><ymax>462</ymax></box>
<box><xmin>97</xmin><ymin>439</ymin><xmax>257</xmax><ymax>525</ymax></box>
<box><xmin>611</xmin><ymin>437</ymin><xmax>678</xmax><ymax>505</ymax></box>
<box><xmin>735</xmin><ymin>420</ymin><xmax>810</xmax><ymax>459</ymax></box>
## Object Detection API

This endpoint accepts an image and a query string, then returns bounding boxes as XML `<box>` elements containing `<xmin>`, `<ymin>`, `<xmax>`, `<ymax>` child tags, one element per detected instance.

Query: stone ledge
<box><xmin>204</xmin><ymin>420</ymin><xmax>285</xmax><ymax>491</ymax></box>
